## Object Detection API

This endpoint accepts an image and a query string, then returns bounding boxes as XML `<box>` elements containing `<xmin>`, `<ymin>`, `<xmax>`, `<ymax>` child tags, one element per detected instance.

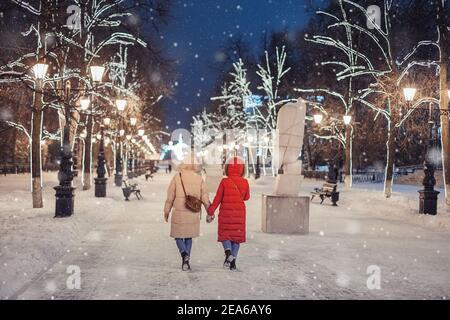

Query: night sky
<box><xmin>160</xmin><ymin>0</ymin><xmax>319</xmax><ymax>131</ymax></box>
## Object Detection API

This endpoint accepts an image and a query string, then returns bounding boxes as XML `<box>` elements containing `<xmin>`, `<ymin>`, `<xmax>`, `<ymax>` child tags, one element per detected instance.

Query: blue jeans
<box><xmin>222</xmin><ymin>240</ymin><xmax>240</xmax><ymax>258</ymax></box>
<box><xmin>175</xmin><ymin>238</ymin><xmax>192</xmax><ymax>256</ymax></box>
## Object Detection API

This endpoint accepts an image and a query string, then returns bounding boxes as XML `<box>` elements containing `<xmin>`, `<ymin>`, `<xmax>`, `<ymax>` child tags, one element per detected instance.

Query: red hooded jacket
<box><xmin>207</xmin><ymin>157</ymin><xmax>250</xmax><ymax>243</ymax></box>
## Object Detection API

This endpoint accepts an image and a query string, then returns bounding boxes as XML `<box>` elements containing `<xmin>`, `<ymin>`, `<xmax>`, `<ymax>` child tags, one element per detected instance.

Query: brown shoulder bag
<box><xmin>179</xmin><ymin>173</ymin><xmax>202</xmax><ymax>213</ymax></box>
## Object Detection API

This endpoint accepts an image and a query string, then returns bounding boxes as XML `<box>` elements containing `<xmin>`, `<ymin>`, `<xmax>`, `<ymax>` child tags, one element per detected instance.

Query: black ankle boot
<box><xmin>223</xmin><ymin>249</ymin><xmax>232</xmax><ymax>269</ymax></box>
<box><xmin>230</xmin><ymin>258</ymin><xmax>236</xmax><ymax>271</ymax></box>
<box><xmin>181</xmin><ymin>252</ymin><xmax>190</xmax><ymax>271</ymax></box>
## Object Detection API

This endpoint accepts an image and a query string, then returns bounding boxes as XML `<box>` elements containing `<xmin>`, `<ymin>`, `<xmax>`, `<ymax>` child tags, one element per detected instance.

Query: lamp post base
<box><xmin>54</xmin><ymin>185</ymin><xmax>75</xmax><ymax>218</ymax></box>
<box><xmin>95</xmin><ymin>177</ymin><xmax>107</xmax><ymax>197</ymax></box>
<box><xmin>418</xmin><ymin>189</ymin><xmax>439</xmax><ymax>215</ymax></box>
<box><xmin>114</xmin><ymin>173</ymin><xmax>123</xmax><ymax>187</ymax></box>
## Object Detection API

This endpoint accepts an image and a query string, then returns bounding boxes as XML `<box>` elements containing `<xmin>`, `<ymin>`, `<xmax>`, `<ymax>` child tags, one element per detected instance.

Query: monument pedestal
<box><xmin>261</xmin><ymin>194</ymin><xmax>309</xmax><ymax>234</ymax></box>
<box><xmin>274</xmin><ymin>173</ymin><xmax>302</xmax><ymax>195</ymax></box>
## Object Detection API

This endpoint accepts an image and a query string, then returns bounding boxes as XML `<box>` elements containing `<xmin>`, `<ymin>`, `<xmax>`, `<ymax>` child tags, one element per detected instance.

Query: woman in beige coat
<box><xmin>164</xmin><ymin>161</ymin><xmax>210</xmax><ymax>270</ymax></box>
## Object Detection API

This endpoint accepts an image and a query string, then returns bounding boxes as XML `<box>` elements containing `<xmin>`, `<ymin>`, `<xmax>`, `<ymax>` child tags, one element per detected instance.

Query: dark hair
<box><xmin>224</xmin><ymin>163</ymin><xmax>245</xmax><ymax>177</ymax></box>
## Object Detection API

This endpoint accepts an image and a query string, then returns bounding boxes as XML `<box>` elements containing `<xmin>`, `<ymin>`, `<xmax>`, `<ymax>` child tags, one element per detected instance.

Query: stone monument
<box><xmin>261</xmin><ymin>99</ymin><xmax>309</xmax><ymax>234</ymax></box>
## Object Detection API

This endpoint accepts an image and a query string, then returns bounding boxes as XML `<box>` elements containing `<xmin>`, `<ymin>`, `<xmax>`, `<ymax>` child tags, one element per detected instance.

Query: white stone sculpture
<box><xmin>273</xmin><ymin>99</ymin><xmax>307</xmax><ymax>196</ymax></box>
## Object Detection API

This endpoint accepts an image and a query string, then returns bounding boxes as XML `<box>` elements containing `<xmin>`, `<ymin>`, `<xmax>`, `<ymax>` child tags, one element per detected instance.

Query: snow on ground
<box><xmin>0</xmin><ymin>172</ymin><xmax>449</xmax><ymax>300</ymax></box>
<box><xmin>0</xmin><ymin>173</ymin><xmax>117</xmax><ymax>299</ymax></box>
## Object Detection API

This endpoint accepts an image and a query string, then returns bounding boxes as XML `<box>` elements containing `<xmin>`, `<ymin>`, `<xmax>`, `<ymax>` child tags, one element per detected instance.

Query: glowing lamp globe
<box><xmin>90</xmin><ymin>65</ymin><xmax>105</xmax><ymax>83</ymax></box>
<box><xmin>130</xmin><ymin>117</ymin><xmax>137</xmax><ymax>126</ymax></box>
<box><xmin>138</xmin><ymin>129</ymin><xmax>145</xmax><ymax>136</ymax></box>
<box><xmin>126</xmin><ymin>135</ymin><xmax>132</xmax><ymax>140</ymax></box>
<box><xmin>103</xmin><ymin>117</ymin><xmax>111</xmax><ymax>126</ymax></box>
<box><xmin>32</xmin><ymin>63</ymin><xmax>48</xmax><ymax>80</ymax></box>
<box><xmin>403</xmin><ymin>87</ymin><xmax>416</xmax><ymax>102</ymax></box>
<box><xmin>119</xmin><ymin>129</ymin><xmax>125</xmax><ymax>136</ymax></box>
<box><xmin>80</xmin><ymin>98</ymin><xmax>90</xmax><ymax>111</ymax></box>
<box><xmin>343</xmin><ymin>115</ymin><xmax>352</xmax><ymax>125</ymax></box>
<box><xmin>116</xmin><ymin>99</ymin><xmax>127</xmax><ymax>111</ymax></box>
<box><xmin>313</xmin><ymin>114</ymin><xmax>323</xmax><ymax>124</ymax></box>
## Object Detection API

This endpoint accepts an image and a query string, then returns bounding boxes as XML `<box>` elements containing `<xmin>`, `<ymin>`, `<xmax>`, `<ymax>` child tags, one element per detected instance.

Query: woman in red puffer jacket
<box><xmin>207</xmin><ymin>157</ymin><xmax>250</xmax><ymax>270</ymax></box>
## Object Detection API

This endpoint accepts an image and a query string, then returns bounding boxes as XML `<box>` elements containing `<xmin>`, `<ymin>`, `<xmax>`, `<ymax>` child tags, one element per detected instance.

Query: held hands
<box><xmin>164</xmin><ymin>212</ymin><xmax>169</xmax><ymax>222</ymax></box>
<box><xmin>206</xmin><ymin>214</ymin><xmax>215</xmax><ymax>223</ymax></box>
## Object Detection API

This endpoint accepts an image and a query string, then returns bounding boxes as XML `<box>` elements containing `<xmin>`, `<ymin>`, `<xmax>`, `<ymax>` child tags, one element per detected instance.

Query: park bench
<box><xmin>310</xmin><ymin>182</ymin><xmax>339</xmax><ymax>206</ymax></box>
<box><xmin>122</xmin><ymin>180</ymin><xmax>142</xmax><ymax>201</ymax></box>
<box><xmin>145</xmin><ymin>172</ymin><xmax>154</xmax><ymax>181</ymax></box>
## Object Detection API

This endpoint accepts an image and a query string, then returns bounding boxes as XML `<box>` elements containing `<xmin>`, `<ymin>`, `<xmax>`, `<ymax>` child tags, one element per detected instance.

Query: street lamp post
<box><xmin>81</xmin><ymin>97</ymin><xmax>93</xmax><ymax>191</ymax></box>
<box><xmin>114</xmin><ymin>136</ymin><xmax>124</xmax><ymax>187</ymax></box>
<box><xmin>128</xmin><ymin>117</ymin><xmax>137</xmax><ymax>179</ymax></box>
<box><xmin>343</xmin><ymin>114</ymin><xmax>352</xmax><ymax>186</ymax></box>
<box><xmin>403</xmin><ymin>86</ymin><xmax>440</xmax><ymax>215</ymax></box>
<box><xmin>54</xmin><ymin>80</ymin><xmax>76</xmax><ymax>217</ymax></box>
<box><xmin>90</xmin><ymin>65</ymin><xmax>107</xmax><ymax>197</ymax></box>
<box><xmin>31</xmin><ymin>63</ymin><xmax>77</xmax><ymax>216</ymax></box>
<box><xmin>114</xmin><ymin>99</ymin><xmax>127</xmax><ymax>186</ymax></box>
<box><xmin>95</xmin><ymin>123</ymin><xmax>107</xmax><ymax>197</ymax></box>
<box><xmin>134</xmin><ymin>150</ymin><xmax>139</xmax><ymax>177</ymax></box>
<box><xmin>31</xmin><ymin>63</ymin><xmax>48</xmax><ymax>208</ymax></box>
<box><xmin>137</xmin><ymin>129</ymin><xmax>145</xmax><ymax>177</ymax></box>
<box><xmin>255</xmin><ymin>129</ymin><xmax>261</xmax><ymax>179</ymax></box>
<box><xmin>419</xmin><ymin>104</ymin><xmax>440</xmax><ymax>215</ymax></box>
<box><xmin>128</xmin><ymin>146</ymin><xmax>134</xmax><ymax>179</ymax></box>
<box><xmin>327</xmin><ymin>124</ymin><xmax>338</xmax><ymax>184</ymax></box>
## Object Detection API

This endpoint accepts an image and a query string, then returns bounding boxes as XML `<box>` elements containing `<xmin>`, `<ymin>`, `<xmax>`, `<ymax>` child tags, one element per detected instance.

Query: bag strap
<box><xmin>228</xmin><ymin>178</ymin><xmax>243</xmax><ymax>201</ymax></box>
<box><xmin>179</xmin><ymin>173</ymin><xmax>187</xmax><ymax>196</ymax></box>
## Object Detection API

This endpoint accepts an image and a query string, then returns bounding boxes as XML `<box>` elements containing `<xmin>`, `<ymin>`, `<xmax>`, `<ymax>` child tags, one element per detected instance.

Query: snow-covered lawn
<box><xmin>1</xmin><ymin>172</ymin><xmax>449</xmax><ymax>300</ymax></box>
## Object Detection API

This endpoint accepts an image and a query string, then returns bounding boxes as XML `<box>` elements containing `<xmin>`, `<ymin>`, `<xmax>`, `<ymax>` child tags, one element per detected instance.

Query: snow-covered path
<box><xmin>1</xmin><ymin>173</ymin><xmax>450</xmax><ymax>300</ymax></box>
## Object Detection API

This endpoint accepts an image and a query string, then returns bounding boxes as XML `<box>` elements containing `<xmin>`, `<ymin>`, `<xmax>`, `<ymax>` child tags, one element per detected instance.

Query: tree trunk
<box><xmin>31</xmin><ymin>88</ymin><xmax>43</xmax><ymax>208</ymax></box>
<box><xmin>80</xmin><ymin>0</ymin><xmax>92</xmax><ymax>190</ymax></box>
<box><xmin>70</xmin><ymin>110</ymin><xmax>79</xmax><ymax>151</ymax></box>
<box><xmin>82</xmin><ymin>114</ymin><xmax>93</xmax><ymax>190</ymax></box>
<box><xmin>305</xmin><ymin>139</ymin><xmax>313</xmax><ymax>170</ymax></box>
<box><xmin>344</xmin><ymin>125</ymin><xmax>352</xmax><ymax>188</ymax></box>
<box><xmin>384</xmin><ymin>121</ymin><xmax>396</xmax><ymax>198</ymax></box>
<box><xmin>438</xmin><ymin>1</ymin><xmax>450</xmax><ymax>205</ymax></box>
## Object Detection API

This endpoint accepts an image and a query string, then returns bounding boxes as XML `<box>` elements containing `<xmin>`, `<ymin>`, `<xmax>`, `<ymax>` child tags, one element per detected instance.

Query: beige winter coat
<box><xmin>164</xmin><ymin>165</ymin><xmax>210</xmax><ymax>238</ymax></box>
